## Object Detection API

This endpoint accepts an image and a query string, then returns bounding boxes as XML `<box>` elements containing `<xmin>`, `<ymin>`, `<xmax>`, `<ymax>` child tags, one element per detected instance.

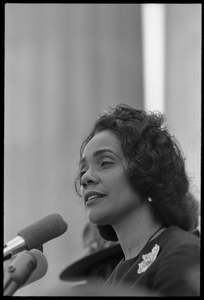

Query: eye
<box><xmin>101</xmin><ymin>161</ymin><xmax>113</xmax><ymax>167</ymax></box>
<box><xmin>79</xmin><ymin>168</ymin><xmax>87</xmax><ymax>178</ymax></box>
<box><xmin>79</xmin><ymin>170</ymin><xmax>87</xmax><ymax>187</ymax></box>
<box><xmin>80</xmin><ymin>171</ymin><xmax>86</xmax><ymax>177</ymax></box>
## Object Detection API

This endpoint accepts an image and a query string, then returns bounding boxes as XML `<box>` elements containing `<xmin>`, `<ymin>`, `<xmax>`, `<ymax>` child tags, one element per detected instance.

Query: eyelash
<box><xmin>79</xmin><ymin>161</ymin><xmax>113</xmax><ymax>178</ymax></box>
<box><xmin>101</xmin><ymin>161</ymin><xmax>112</xmax><ymax>166</ymax></box>
<box><xmin>80</xmin><ymin>170</ymin><xmax>86</xmax><ymax>178</ymax></box>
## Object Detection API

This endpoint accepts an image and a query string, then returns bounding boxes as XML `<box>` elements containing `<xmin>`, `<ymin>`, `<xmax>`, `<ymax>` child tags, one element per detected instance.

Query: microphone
<box><xmin>4</xmin><ymin>249</ymin><xmax>48</xmax><ymax>296</ymax></box>
<box><xmin>20</xmin><ymin>249</ymin><xmax>48</xmax><ymax>289</ymax></box>
<box><xmin>4</xmin><ymin>213</ymin><xmax>68</xmax><ymax>260</ymax></box>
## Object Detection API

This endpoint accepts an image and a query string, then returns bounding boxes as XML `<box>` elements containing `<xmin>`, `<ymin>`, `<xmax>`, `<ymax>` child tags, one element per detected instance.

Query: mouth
<box><xmin>85</xmin><ymin>191</ymin><xmax>106</xmax><ymax>204</ymax></box>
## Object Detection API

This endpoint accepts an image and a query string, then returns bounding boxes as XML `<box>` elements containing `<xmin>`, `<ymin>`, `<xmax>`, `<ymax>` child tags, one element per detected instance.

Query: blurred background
<box><xmin>4</xmin><ymin>4</ymin><xmax>201</xmax><ymax>296</ymax></box>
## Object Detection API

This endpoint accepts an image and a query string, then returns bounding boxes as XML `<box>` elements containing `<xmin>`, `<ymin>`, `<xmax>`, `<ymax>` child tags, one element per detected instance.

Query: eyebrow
<box><xmin>79</xmin><ymin>149</ymin><xmax>117</xmax><ymax>166</ymax></box>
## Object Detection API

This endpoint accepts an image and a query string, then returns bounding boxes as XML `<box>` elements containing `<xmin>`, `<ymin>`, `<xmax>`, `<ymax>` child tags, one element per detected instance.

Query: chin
<box><xmin>87</xmin><ymin>211</ymin><xmax>111</xmax><ymax>226</ymax></box>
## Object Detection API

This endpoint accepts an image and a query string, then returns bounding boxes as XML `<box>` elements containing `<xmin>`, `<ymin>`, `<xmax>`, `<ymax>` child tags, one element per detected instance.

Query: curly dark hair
<box><xmin>75</xmin><ymin>104</ymin><xmax>199</xmax><ymax>241</ymax></box>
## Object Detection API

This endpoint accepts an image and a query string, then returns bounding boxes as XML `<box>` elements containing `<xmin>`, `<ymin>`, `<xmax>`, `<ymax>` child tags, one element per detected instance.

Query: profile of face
<box><xmin>80</xmin><ymin>130</ymin><xmax>143</xmax><ymax>226</ymax></box>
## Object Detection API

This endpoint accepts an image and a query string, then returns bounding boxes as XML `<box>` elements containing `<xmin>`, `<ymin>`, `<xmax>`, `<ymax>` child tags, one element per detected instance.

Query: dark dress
<box><xmin>102</xmin><ymin>226</ymin><xmax>200</xmax><ymax>296</ymax></box>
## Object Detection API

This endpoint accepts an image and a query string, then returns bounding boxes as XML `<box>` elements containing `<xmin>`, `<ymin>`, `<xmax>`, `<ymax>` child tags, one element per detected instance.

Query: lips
<box><xmin>85</xmin><ymin>191</ymin><xmax>106</xmax><ymax>203</ymax></box>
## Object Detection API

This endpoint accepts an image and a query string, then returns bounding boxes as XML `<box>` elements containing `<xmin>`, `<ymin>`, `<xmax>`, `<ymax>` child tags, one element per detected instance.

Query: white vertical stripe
<box><xmin>141</xmin><ymin>4</ymin><xmax>166</xmax><ymax>113</ymax></box>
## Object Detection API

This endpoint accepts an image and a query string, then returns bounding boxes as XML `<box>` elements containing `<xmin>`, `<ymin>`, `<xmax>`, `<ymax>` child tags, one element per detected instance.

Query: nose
<box><xmin>81</xmin><ymin>169</ymin><xmax>99</xmax><ymax>189</ymax></box>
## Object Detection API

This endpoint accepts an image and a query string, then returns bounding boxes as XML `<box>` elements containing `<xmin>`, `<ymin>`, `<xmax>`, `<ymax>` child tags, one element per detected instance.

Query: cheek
<box><xmin>116</xmin><ymin>172</ymin><xmax>133</xmax><ymax>189</ymax></box>
<box><xmin>110</xmin><ymin>176</ymin><xmax>138</xmax><ymax>204</ymax></box>
<box><xmin>109</xmin><ymin>175</ymin><xmax>133</xmax><ymax>198</ymax></box>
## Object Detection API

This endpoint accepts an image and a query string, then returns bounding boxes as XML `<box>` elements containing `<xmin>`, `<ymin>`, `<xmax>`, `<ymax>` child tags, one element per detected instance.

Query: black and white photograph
<box><xmin>4</xmin><ymin>4</ymin><xmax>201</xmax><ymax>296</ymax></box>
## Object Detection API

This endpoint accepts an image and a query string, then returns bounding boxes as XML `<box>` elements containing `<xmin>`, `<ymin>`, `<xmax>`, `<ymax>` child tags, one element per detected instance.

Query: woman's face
<box><xmin>80</xmin><ymin>130</ymin><xmax>143</xmax><ymax>226</ymax></box>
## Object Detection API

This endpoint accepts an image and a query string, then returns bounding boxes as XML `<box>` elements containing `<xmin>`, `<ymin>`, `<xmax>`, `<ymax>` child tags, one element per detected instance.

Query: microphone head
<box><xmin>18</xmin><ymin>214</ymin><xmax>68</xmax><ymax>250</ymax></box>
<box><xmin>4</xmin><ymin>249</ymin><xmax>48</xmax><ymax>288</ymax></box>
<box><xmin>21</xmin><ymin>249</ymin><xmax>48</xmax><ymax>288</ymax></box>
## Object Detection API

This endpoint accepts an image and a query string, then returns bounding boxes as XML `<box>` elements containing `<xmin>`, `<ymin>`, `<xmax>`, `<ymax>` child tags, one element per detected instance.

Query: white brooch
<box><xmin>137</xmin><ymin>244</ymin><xmax>160</xmax><ymax>274</ymax></box>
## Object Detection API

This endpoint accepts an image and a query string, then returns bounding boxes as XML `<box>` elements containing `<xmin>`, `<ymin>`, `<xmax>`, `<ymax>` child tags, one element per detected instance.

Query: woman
<box><xmin>74</xmin><ymin>104</ymin><xmax>200</xmax><ymax>296</ymax></box>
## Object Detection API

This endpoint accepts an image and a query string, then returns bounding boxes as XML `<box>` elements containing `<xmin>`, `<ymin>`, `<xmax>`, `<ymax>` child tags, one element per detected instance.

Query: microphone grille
<box><xmin>18</xmin><ymin>214</ymin><xmax>68</xmax><ymax>250</ymax></box>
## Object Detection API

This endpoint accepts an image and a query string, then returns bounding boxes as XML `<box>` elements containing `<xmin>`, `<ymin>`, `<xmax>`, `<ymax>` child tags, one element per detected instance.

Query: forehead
<box><xmin>81</xmin><ymin>130</ymin><xmax>123</xmax><ymax>160</ymax></box>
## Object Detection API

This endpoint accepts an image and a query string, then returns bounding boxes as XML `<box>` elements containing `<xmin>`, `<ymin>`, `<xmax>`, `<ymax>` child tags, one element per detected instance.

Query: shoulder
<box><xmin>158</xmin><ymin>225</ymin><xmax>200</xmax><ymax>252</ymax></box>
<box><xmin>149</xmin><ymin>226</ymin><xmax>200</xmax><ymax>296</ymax></box>
<box><xmin>102</xmin><ymin>226</ymin><xmax>200</xmax><ymax>296</ymax></box>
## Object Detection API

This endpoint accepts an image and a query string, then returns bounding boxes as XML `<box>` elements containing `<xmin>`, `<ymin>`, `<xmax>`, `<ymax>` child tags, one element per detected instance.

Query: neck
<box><xmin>112</xmin><ymin>204</ymin><xmax>163</xmax><ymax>260</ymax></box>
